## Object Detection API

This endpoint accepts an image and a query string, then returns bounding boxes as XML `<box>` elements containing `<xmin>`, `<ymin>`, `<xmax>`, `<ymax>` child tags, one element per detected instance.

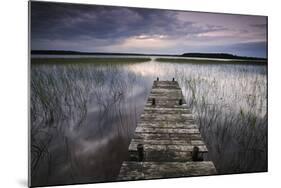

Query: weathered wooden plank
<box><xmin>134</xmin><ymin>132</ymin><xmax>170</xmax><ymax>140</ymax></box>
<box><xmin>118</xmin><ymin>161</ymin><xmax>217</xmax><ymax>180</ymax></box>
<box><xmin>128</xmin><ymin>142</ymin><xmax>208</xmax><ymax>152</ymax></box>
<box><xmin>152</xmin><ymin>80</ymin><xmax>180</xmax><ymax>85</ymax></box>
<box><xmin>131</xmin><ymin>139</ymin><xmax>191</xmax><ymax>145</ymax></box>
<box><xmin>118</xmin><ymin>162</ymin><xmax>144</xmax><ymax>180</ymax></box>
<box><xmin>137</xmin><ymin>123</ymin><xmax>198</xmax><ymax>129</ymax></box>
<box><xmin>140</xmin><ymin>113</ymin><xmax>194</xmax><ymax>119</ymax></box>
<box><xmin>152</xmin><ymin>84</ymin><xmax>181</xmax><ymax>89</ymax></box>
<box><xmin>145</xmin><ymin>101</ymin><xmax>186</xmax><ymax>106</ymax></box>
<box><xmin>150</xmin><ymin>93</ymin><xmax>182</xmax><ymax>97</ymax></box>
<box><xmin>135</xmin><ymin>127</ymin><xmax>200</xmax><ymax>134</ymax></box>
<box><xmin>130</xmin><ymin>139</ymin><xmax>205</xmax><ymax>147</ymax></box>
<box><xmin>118</xmin><ymin>80</ymin><xmax>216</xmax><ymax>179</ymax></box>
<box><xmin>152</xmin><ymin>83</ymin><xmax>176</xmax><ymax>85</ymax></box>
<box><xmin>147</xmin><ymin>96</ymin><xmax>184</xmax><ymax>100</ymax></box>
<box><xmin>143</xmin><ymin>107</ymin><xmax>192</xmax><ymax>113</ymax></box>
<box><xmin>151</xmin><ymin>85</ymin><xmax>181</xmax><ymax>89</ymax></box>
<box><xmin>139</xmin><ymin>119</ymin><xmax>196</xmax><ymax>125</ymax></box>
<box><xmin>142</xmin><ymin>111</ymin><xmax>192</xmax><ymax>116</ymax></box>
<box><xmin>145</xmin><ymin>104</ymin><xmax>189</xmax><ymax>108</ymax></box>
<box><xmin>167</xmin><ymin>145</ymin><xmax>207</xmax><ymax>152</ymax></box>
<box><xmin>139</xmin><ymin>118</ymin><xmax>195</xmax><ymax>124</ymax></box>
<box><xmin>191</xmin><ymin>140</ymin><xmax>205</xmax><ymax>145</ymax></box>
<box><xmin>149</xmin><ymin>92</ymin><xmax>182</xmax><ymax>95</ymax></box>
<box><xmin>139</xmin><ymin>115</ymin><xmax>194</xmax><ymax>122</ymax></box>
<box><xmin>133</xmin><ymin>132</ymin><xmax>203</xmax><ymax>140</ymax></box>
<box><xmin>150</xmin><ymin>89</ymin><xmax>182</xmax><ymax>93</ymax></box>
<box><xmin>128</xmin><ymin>150</ymin><xmax>193</xmax><ymax>162</ymax></box>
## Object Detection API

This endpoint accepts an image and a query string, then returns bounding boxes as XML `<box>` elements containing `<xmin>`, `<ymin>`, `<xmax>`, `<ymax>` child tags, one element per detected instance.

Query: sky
<box><xmin>31</xmin><ymin>1</ymin><xmax>267</xmax><ymax>58</ymax></box>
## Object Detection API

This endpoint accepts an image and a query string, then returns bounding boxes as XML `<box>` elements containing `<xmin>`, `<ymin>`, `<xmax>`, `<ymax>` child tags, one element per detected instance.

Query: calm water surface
<box><xmin>30</xmin><ymin>57</ymin><xmax>267</xmax><ymax>186</ymax></box>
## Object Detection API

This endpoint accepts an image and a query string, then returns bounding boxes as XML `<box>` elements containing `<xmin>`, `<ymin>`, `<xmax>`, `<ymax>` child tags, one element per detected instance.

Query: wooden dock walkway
<box><xmin>117</xmin><ymin>79</ymin><xmax>216</xmax><ymax>181</ymax></box>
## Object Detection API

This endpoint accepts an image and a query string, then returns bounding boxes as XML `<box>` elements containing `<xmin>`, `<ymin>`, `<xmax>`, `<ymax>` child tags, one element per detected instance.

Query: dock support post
<box><xmin>152</xmin><ymin>98</ymin><xmax>156</xmax><ymax>105</ymax></box>
<box><xmin>137</xmin><ymin>144</ymin><xmax>144</xmax><ymax>161</ymax></box>
<box><xmin>192</xmin><ymin>146</ymin><xmax>203</xmax><ymax>161</ymax></box>
<box><xmin>179</xmin><ymin>99</ymin><xmax>183</xmax><ymax>105</ymax></box>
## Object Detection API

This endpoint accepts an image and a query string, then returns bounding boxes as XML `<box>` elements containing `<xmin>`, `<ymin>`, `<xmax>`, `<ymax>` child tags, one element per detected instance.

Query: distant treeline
<box><xmin>31</xmin><ymin>50</ymin><xmax>176</xmax><ymax>57</ymax></box>
<box><xmin>155</xmin><ymin>58</ymin><xmax>267</xmax><ymax>65</ymax></box>
<box><xmin>181</xmin><ymin>53</ymin><xmax>266</xmax><ymax>61</ymax></box>
<box><xmin>31</xmin><ymin>50</ymin><xmax>267</xmax><ymax>60</ymax></box>
<box><xmin>31</xmin><ymin>57</ymin><xmax>151</xmax><ymax>64</ymax></box>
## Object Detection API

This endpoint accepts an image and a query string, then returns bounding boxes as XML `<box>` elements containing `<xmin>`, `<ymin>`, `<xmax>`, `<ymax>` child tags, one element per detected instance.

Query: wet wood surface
<box><xmin>118</xmin><ymin>80</ymin><xmax>216</xmax><ymax>180</ymax></box>
<box><xmin>118</xmin><ymin>161</ymin><xmax>217</xmax><ymax>180</ymax></box>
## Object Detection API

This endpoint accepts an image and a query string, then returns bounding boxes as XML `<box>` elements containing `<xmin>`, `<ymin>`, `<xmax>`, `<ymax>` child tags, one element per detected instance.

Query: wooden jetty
<box><xmin>118</xmin><ymin>78</ymin><xmax>216</xmax><ymax>181</ymax></box>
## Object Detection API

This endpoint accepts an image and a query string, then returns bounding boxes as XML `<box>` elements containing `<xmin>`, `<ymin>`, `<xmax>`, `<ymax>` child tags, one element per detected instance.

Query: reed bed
<box><xmin>30</xmin><ymin>58</ymin><xmax>267</xmax><ymax>185</ymax></box>
<box><xmin>172</xmin><ymin>63</ymin><xmax>267</xmax><ymax>173</ymax></box>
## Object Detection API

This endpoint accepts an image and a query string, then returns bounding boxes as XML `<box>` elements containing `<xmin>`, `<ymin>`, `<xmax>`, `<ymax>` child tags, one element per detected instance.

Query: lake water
<box><xmin>30</xmin><ymin>56</ymin><xmax>267</xmax><ymax>186</ymax></box>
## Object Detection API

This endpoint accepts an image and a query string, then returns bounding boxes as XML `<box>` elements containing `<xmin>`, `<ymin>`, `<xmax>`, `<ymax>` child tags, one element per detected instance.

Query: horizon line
<box><xmin>31</xmin><ymin>50</ymin><xmax>267</xmax><ymax>59</ymax></box>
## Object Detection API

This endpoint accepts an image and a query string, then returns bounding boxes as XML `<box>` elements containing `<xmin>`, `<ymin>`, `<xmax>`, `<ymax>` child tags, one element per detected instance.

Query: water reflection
<box><xmin>30</xmin><ymin>58</ymin><xmax>267</xmax><ymax>186</ymax></box>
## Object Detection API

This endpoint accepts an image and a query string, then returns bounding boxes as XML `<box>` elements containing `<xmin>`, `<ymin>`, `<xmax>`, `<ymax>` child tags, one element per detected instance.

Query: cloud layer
<box><xmin>31</xmin><ymin>2</ymin><xmax>267</xmax><ymax>57</ymax></box>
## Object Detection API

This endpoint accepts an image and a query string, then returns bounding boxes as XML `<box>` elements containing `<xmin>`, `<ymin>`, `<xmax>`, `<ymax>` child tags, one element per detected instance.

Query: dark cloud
<box><xmin>31</xmin><ymin>2</ymin><xmax>225</xmax><ymax>41</ymax></box>
<box><xmin>30</xmin><ymin>1</ymin><xmax>267</xmax><ymax>57</ymax></box>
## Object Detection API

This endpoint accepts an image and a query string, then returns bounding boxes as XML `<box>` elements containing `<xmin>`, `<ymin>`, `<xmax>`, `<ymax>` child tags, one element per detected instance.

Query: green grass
<box><xmin>31</xmin><ymin>57</ymin><xmax>151</xmax><ymax>65</ymax></box>
<box><xmin>155</xmin><ymin>58</ymin><xmax>267</xmax><ymax>65</ymax></box>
